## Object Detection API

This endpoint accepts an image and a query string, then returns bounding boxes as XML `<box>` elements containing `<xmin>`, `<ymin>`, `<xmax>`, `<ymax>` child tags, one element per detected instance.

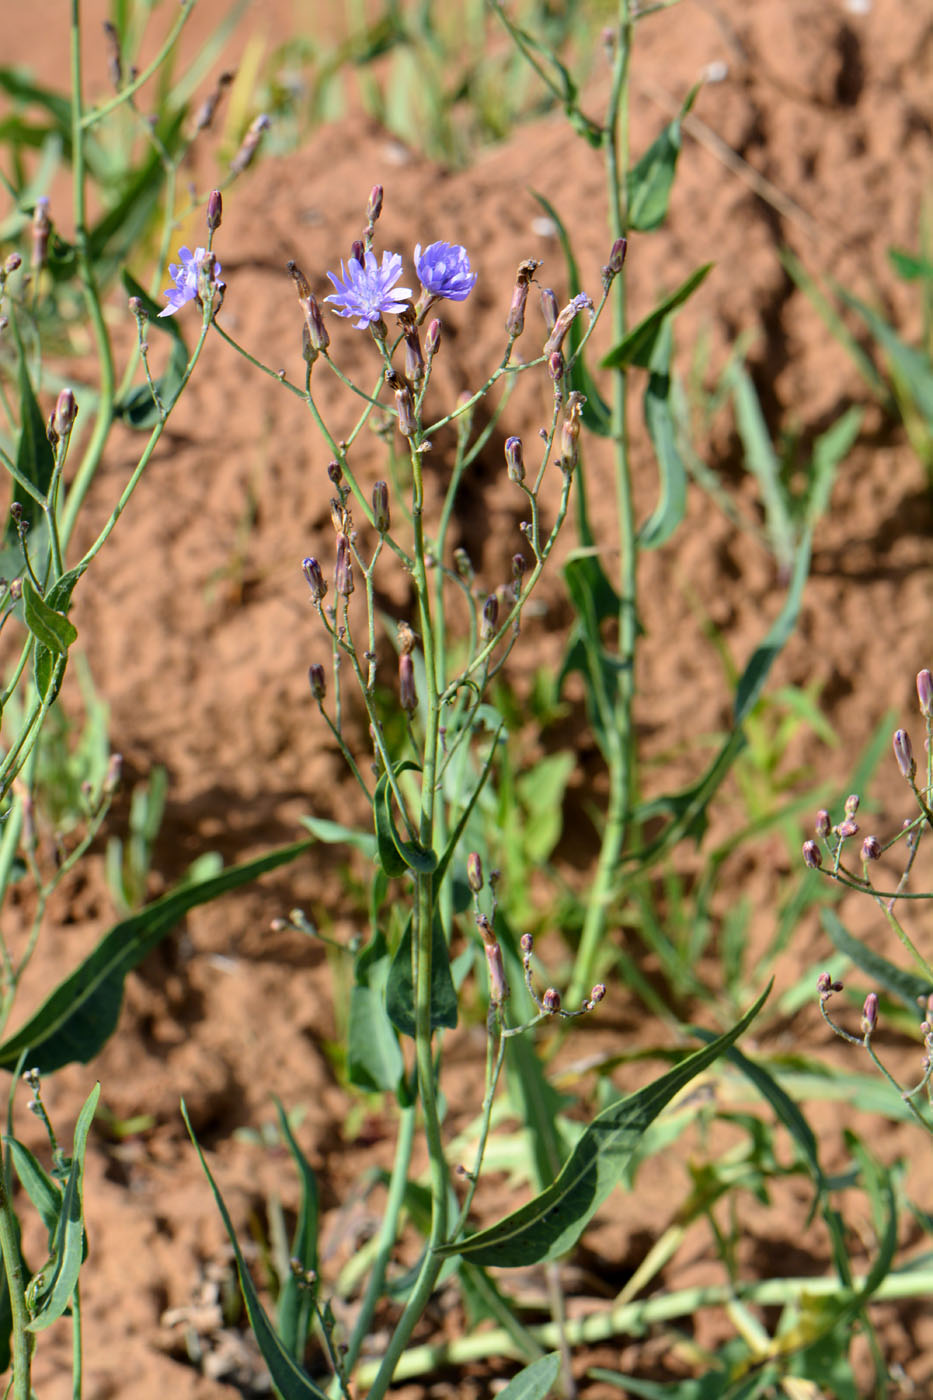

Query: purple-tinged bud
<box><xmin>334</xmin><ymin>533</ymin><xmax>354</xmax><ymax>597</ymax></box>
<box><xmin>590</xmin><ymin>983</ymin><xmax>606</xmax><ymax>1004</ymax></box>
<box><xmin>917</xmin><ymin>669</ymin><xmax>933</xmax><ymax>717</ymax></box>
<box><xmin>351</xmin><ymin>239</ymin><xmax>364</xmax><ymax>265</ymax></box>
<box><xmin>506</xmin><ymin>259</ymin><xmax>540</xmax><ymax>339</ymax></box>
<box><xmin>372</xmin><ymin>480</ymin><xmax>390</xmax><ymax>534</ymax></box>
<box><xmin>229</xmin><ymin>113</ymin><xmax>270</xmax><ymax>175</ymax></box>
<box><xmin>395</xmin><ymin>384</ymin><xmax>416</xmax><ymax>437</ymax></box>
<box><xmin>484</xmin><ymin>940</ymin><xmax>510</xmax><ymax>1006</ymax></box>
<box><xmin>404</xmin><ymin>325</ymin><xmax>425</xmax><ymax>382</ymax></box>
<box><xmin>467</xmin><ymin>852</ymin><xmax>483</xmax><ymax>893</ymax></box>
<box><xmin>505</xmin><ymin>436</ymin><xmax>525</xmax><ymax>484</ymax></box>
<box><xmin>53</xmin><ymin>387</ymin><xmax>78</xmax><ymax>438</ymax></box>
<box><xmin>308</xmin><ymin>663</ymin><xmax>326</xmax><ymax>700</ymax></box>
<box><xmin>302</xmin><ymin>556</ymin><xmax>327</xmax><ymax>604</ymax></box>
<box><xmin>542</xmin><ymin>987</ymin><xmax>561</xmax><ymax>1014</ymax></box>
<box><xmin>366</xmin><ymin>184</ymin><xmax>384</xmax><ymax>225</ymax></box>
<box><xmin>815</xmin><ymin>809</ymin><xmax>831</xmax><ymax>838</ymax></box>
<box><xmin>329</xmin><ymin>497</ymin><xmax>345</xmax><ymax>534</ymax></box>
<box><xmin>844</xmin><ymin>793</ymin><xmax>860</xmax><ymax>817</ymax></box>
<box><xmin>303</xmin><ymin>293</ymin><xmax>330</xmax><ymax>354</ymax></box>
<box><xmin>206</xmin><ymin>189</ymin><xmax>223</xmax><ymax>232</ymax></box>
<box><xmin>861</xmin><ymin>992</ymin><xmax>879</xmax><ymax>1037</ymax></box>
<box><xmin>399</xmin><ymin>652</ymin><xmax>417</xmax><ymax>712</ymax></box>
<box><xmin>327</xmin><ymin>460</ymin><xmax>342</xmax><ymax>488</ymax></box>
<box><xmin>4</xmin><ymin>253</ymin><xmax>22</xmax><ymax>274</ymax></box>
<box><xmin>893</xmin><ymin>728</ymin><xmax>916</xmax><ymax>780</ymax></box>
<box><xmin>425</xmin><ymin>318</ymin><xmax>442</xmax><ymax>356</ymax></box>
<box><xmin>543</xmin><ymin>292</ymin><xmax>593</xmax><ymax>357</ymax></box>
<box><xmin>512</xmin><ymin>553</ymin><xmax>527</xmax><ymax>586</ymax></box>
<box><xmin>547</xmin><ymin>350</ymin><xmax>565</xmax><ymax>381</ymax></box>
<box><xmin>560</xmin><ymin>396</ymin><xmax>583</xmax><ymax>472</ymax></box>
<box><xmin>481</xmin><ymin>593</ymin><xmax>499</xmax><ymax>641</ymax></box>
<box><xmin>861</xmin><ymin>835</ymin><xmax>881</xmax><ymax>862</ymax></box>
<box><xmin>802</xmin><ymin>840</ymin><xmax>822</xmax><ymax>869</ymax></box>
<box><xmin>103</xmin><ymin>753</ymin><xmax>123</xmax><ymax>795</ymax></box>
<box><xmin>601</xmin><ymin>236</ymin><xmax>628</xmax><ymax>290</ymax></box>
<box><xmin>520</xmin><ymin>931</ymin><xmax>533</xmax><ymax>955</ymax></box>
<box><xmin>31</xmin><ymin>197</ymin><xmax>50</xmax><ymax>271</ymax></box>
<box><xmin>835</xmin><ymin>818</ymin><xmax>858</xmax><ymax>840</ymax></box>
<box><xmin>539</xmin><ymin>287</ymin><xmax>558</xmax><ymax>332</ymax></box>
<box><xmin>817</xmin><ymin>971</ymin><xmax>833</xmax><ymax>995</ymax></box>
<box><xmin>128</xmin><ymin>295</ymin><xmax>146</xmax><ymax>321</ymax></box>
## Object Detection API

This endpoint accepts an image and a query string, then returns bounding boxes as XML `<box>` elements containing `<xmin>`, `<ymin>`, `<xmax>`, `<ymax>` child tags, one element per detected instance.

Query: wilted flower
<box><xmin>414</xmin><ymin>241</ymin><xmax>477</xmax><ymax>302</ymax></box>
<box><xmin>158</xmin><ymin>246</ymin><xmax>221</xmax><ymax>318</ymax></box>
<box><xmin>325</xmin><ymin>250</ymin><xmax>411</xmax><ymax>329</ymax></box>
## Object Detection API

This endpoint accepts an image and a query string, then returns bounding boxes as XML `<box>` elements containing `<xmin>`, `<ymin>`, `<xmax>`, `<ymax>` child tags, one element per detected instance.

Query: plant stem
<box><xmin>0</xmin><ymin>1165</ymin><xmax>30</xmax><ymax>1400</ymax></box>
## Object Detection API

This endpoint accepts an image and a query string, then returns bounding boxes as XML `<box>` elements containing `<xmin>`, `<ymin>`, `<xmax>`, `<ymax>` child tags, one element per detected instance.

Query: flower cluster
<box><xmin>158</xmin><ymin>245</ymin><xmax>221</xmax><ymax>318</ymax></box>
<box><xmin>323</xmin><ymin>241</ymin><xmax>476</xmax><ymax>330</ymax></box>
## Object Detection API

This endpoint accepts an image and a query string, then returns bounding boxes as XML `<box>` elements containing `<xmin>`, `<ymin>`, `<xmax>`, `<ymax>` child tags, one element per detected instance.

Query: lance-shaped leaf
<box><xmin>22</xmin><ymin>577</ymin><xmax>78</xmax><ymax>656</ymax></box>
<box><xmin>0</xmin><ymin>840</ymin><xmax>312</xmax><ymax>1073</ymax></box>
<box><xmin>639</xmin><ymin>319</ymin><xmax>687</xmax><ymax>549</ymax></box>
<box><xmin>386</xmin><ymin>911</ymin><xmax>458</xmax><ymax>1039</ymax></box>
<box><xmin>602</xmin><ymin>264</ymin><xmax>712</xmax><ymax>370</ymax></box>
<box><xmin>627</xmin><ymin>84</ymin><xmax>699</xmax><ymax>232</ymax></box>
<box><xmin>436</xmin><ymin>984</ymin><xmax>769</xmax><ymax>1267</ymax></box>
<box><xmin>497</xmin><ymin>1353</ymin><xmax>562</xmax><ymax>1400</ymax></box>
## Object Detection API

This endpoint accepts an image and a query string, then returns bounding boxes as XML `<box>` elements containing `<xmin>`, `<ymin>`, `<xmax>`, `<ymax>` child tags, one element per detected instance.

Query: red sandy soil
<box><xmin>2</xmin><ymin>1</ymin><xmax>932</xmax><ymax>1396</ymax></box>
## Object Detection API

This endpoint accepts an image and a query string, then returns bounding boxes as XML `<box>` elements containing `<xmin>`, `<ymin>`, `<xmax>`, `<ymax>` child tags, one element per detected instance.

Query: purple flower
<box><xmin>158</xmin><ymin>245</ymin><xmax>220</xmax><ymax>318</ymax></box>
<box><xmin>325</xmin><ymin>250</ymin><xmax>411</xmax><ymax>329</ymax></box>
<box><xmin>414</xmin><ymin>241</ymin><xmax>476</xmax><ymax>302</ymax></box>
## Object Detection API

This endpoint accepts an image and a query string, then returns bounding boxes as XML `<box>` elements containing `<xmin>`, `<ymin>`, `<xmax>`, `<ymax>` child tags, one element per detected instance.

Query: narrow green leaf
<box><xmin>822</xmin><ymin>909</ymin><xmax>932</xmax><ymax>1008</ymax></box>
<box><xmin>639</xmin><ymin>320</ymin><xmax>687</xmax><ymax>548</ymax></box>
<box><xmin>26</xmin><ymin>1082</ymin><xmax>100</xmax><ymax>1331</ymax></box>
<box><xmin>602</xmin><ymin>264</ymin><xmax>712</xmax><ymax>370</ymax></box>
<box><xmin>0</xmin><ymin>839</ymin><xmax>312</xmax><ymax>1072</ymax></box>
<box><xmin>840</xmin><ymin>289</ymin><xmax>933</xmax><ymax>426</ymax></box>
<box><xmin>373</xmin><ymin>773</ymin><xmax>409</xmax><ymax>877</ymax></box>
<box><xmin>22</xmin><ymin>577</ymin><xmax>78</xmax><ymax>656</ymax></box>
<box><xmin>12</xmin><ymin>348</ymin><xmax>54</xmax><ymax>536</ymax></box>
<box><xmin>274</xmin><ymin>1098</ymin><xmax>319</xmax><ymax>1362</ymax></box>
<box><xmin>34</xmin><ymin>649</ymin><xmax>66</xmax><ymax>704</ymax></box>
<box><xmin>385</xmin><ymin>911</ymin><xmax>458</xmax><ymax>1039</ymax></box>
<box><xmin>299</xmin><ymin>814</ymin><xmax>377</xmax><ymax>859</ymax></box>
<box><xmin>805</xmin><ymin>408</ymin><xmax>861</xmax><ymax>529</ymax></box>
<box><xmin>496</xmin><ymin>1353</ymin><xmax>561</xmax><ymax>1400</ymax></box>
<box><xmin>183</xmin><ymin>1104</ymin><xmax>330</xmax><ymax>1400</ymax></box>
<box><xmin>729</xmin><ymin>365</ymin><xmax>795</xmax><ymax>574</ymax></box>
<box><xmin>627</xmin><ymin>85</ymin><xmax>699</xmax><ymax>232</ymax></box>
<box><xmin>438</xmin><ymin>985</ymin><xmax>770</xmax><ymax>1266</ymax></box>
<box><xmin>5</xmin><ymin>1137</ymin><xmax>60</xmax><ymax>1239</ymax></box>
<box><xmin>889</xmin><ymin>248</ymin><xmax>933</xmax><ymax>282</ymax></box>
<box><xmin>348</xmin><ymin>931</ymin><xmax>403</xmax><ymax>1091</ymax></box>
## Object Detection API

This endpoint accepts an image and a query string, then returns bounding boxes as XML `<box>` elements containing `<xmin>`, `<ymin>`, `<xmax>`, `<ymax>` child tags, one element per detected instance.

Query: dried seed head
<box><xmin>861</xmin><ymin>992</ymin><xmax>879</xmax><ymax>1036</ymax></box>
<box><xmin>542</xmin><ymin>987</ymin><xmax>561</xmax><ymax>1014</ymax></box>
<box><xmin>334</xmin><ymin>533</ymin><xmax>354</xmax><ymax>597</ymax></box>
<box><xmin>372</xmin><ymin>480</ymin><xmax>390</xmax><ymax>534</ymax></box>
<box><xmin>308</xmin><ymin>663</ymin><xmax>326</xmax><ymax>700</ymax></box>
<box><xmin>861</xmin><ymin>835</ymin><xmax>881</xmax><ymax>862</ymax></box>
<box><xmin>399</xmin><ymin>652</ymin><xmax>417</xmax><ymax>712</ymax></box>
<box><xmin>397</xmin><ymin>620</ymin><xmax>418</xmax><ymax>655</ymax></box>
<box><xmin>287</xmin><ymin>260</ymin><xmax>312</xmax><ymax>300</ymax></box>
<box><xmin>917</xmin><ymin>668</ymin><xmax>933</xmax><ymax>717</ymax></box>
<box><xmin>893</xmin><ymin>727</ymin><xmax>916</xmax><ymax>780</ymax></box>
<box><xmin>505</xmin><ymin>436</ymin><xmax>525</xmax><ymax>483</ymax></box>
<box><xmin>302</xmin><ymin>556</ymin><xmax>327</xmax><ymax>604</ymax></box>
<box><xmin>560</xmin><ymin>394</ymin><xmax>584</xmax><ymax>472</ymax></box>
<box><xmin>206</xmin><ymin>189</ymin><xmax>223</xmax><ymax>232</ymax></box>
<box><xmin>505</xmin><ymin>260</ymin><xmax>540</xmax><ymax>339</ymax></box>
<box><xmin>467</xmin><ymin>852</ymin><xmax>483</xmax><ymax>893</ymax></box>
<box><xmin>802</xmin><ymin>840</ymin><xmax>822</xmax><ymax>869</ymax></box>
<box><xmin>395</xmin><ymin>383</ymin><xmax>416</xmax><ymax>437</ymax></box>
<box><xmin>815</xmin><ymin>809</ymin><xmax>831</xmax><ymax>838</ymax></box>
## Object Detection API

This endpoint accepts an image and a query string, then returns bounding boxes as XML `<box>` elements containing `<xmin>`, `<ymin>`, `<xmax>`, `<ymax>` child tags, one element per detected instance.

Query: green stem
<box><xmin>0</xmin><ymin>1166</ymin><xmax>30</xmax><ymax>1400</ymax></box>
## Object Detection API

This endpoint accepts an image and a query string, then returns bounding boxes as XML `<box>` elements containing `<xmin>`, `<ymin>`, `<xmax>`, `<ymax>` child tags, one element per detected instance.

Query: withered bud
<box><xmin>893</xmin><ymin>728</ymin><xmax>916</xmax><ymax>780</ymax></box>
<box><xmin>206</xmin><ymin>189</ymin><xmax>223</xmax><ymax>232</ymax></box>
<box><xmin>327</xmin><ymin>460</ymin><xmax>343</xmax><ymax>487</ymax></box>
<box><xmin>5</xmin><ymin>252</ymin><xmax>22</xmax><ymax>275</ymax></box>
<box><xmin>230</xmin><ymin>114</ymin><xmax>270</xmax><ymax>175</ymax></box>
<box><xmin>372</xmin><ymin>480</ymin><xmax>390</xmax><ymax>534</ymax></box>
<box><xmin>399</xmin><ymin>652</ymin><xmax>417</xmax><ymax>712</ymax></box>
<box><xmin>102</xmin><ymin>20</ymin><xmax>122</xmax><ymax>88</ymax></box>
<box><xmin>844</xmin><ymin>793</ymin><xmax>860</xmax><ymax>817</ymax></box>
<box><xmin>560</xmin><ymin>396</ymin><xmax>584</xmax><ymax>472</ymax></box>
<box><xmin>539</xmin><ymin>287</ymin><xmax>558</xmax><ymax>332</ymax></box>
<box><xmin>397</xmin><ymin>620</ymin><xmax>418</xmax><ymax>655</ymax></box>
<box><xmin>481</xmin><ymin>593</ymin><xmax>499</xmax><ymax>641</ymax></box>
<box><xmin>453</xmin><ymin>547</ymin><xmax>474</xmax><ymax>582</ymax></box>
<box><xmin>395</xmin><ymin>383</ymin><xmax>416</xmax><ymax>437</ymax></box>
<box><xmin>506</xmin><ymin>259</ymin><xmax>540</xmax><ymax>338</ymax></box>
<box><xmin>303</xmin><ymin>293</ymin><xmax>330</xmax><ymax>354</ymax></box>
<box><xmin>287</xmin><ymin>260</ymin><xmax>312</xmax><ymax>299</ymax></box>
<box><xmin>835</xmin><ymin>818</ymin><xmax>858</xmax><ymax>840</ymax></box>
<box><xmin>484</xmin><ymin>941</ymin><xmax>510</xmax><ymax>1006</ymax></box>
<box><xmin>31</xmin><ymin>197</ymin><xmax>51</xmax><ymax>270</ymax></box>
<box><xmin>512</xmin><ymin>553</ymin><xmax>527</xmax><ymax>586</ymax></box>
<box><xmin>334</xmin><ymin>533</ymin><xmax>354</xmax><ymax>597</ymax></box>
<box><xmin>467</xmin><ymin>852</ymin><xmax>483</xmax><ymax>893</ymax></box>
<box><xmin>53</xmin><ymin>387</ymin><xmax>78</xmax><ymax>439</ymax></box>
<box><xmin>366</xmin><ymin>185</ymin><xmax>384</xmax><ymax>225</ymax></box>
<box><xmin>861</xmin><ymin>835</ymin><xmax>882</xmax><ymax>862</ymax></box>
<box><xmin>542</xmin><ymin>987</ymin><xmax>561</xmax><ymax>1014</ymax></box>
<box><xmin>917</xmin><ymin>668</ymin><xmax>933</xmax><ymax>717</ymax></box>
<box><xmin>802</xmin><ymin>840</ymin><xmax>822</xmax><ymax>869</ymax></box>
<box><xmin>404</xmin><ymin>324</ymin><xmax>425</xmax><ymax>382</ymax></box>
<box><xmin>543</xmin><ymin>293</ymin><xmax>593</xmax><ymax>357</ymax></box>
<box><xmin>475</xmin><ymin>912</ymin><xmax>495</xmax><ymax>945</ymax></box>
<box><xmin>505</xmin><ymin>436</ymin><xmax>525</xmax><ymax>483</ymax></box>
<box><xmin>308</xmin><ymin>663</ymin><xmax>326</xmax><ymax>700</ymax></box>
<box><xmin>815</xmin><ymin>809</ymin><xmax>831</xmax><ymax>838</ymax></box>
<box><xmin>547</xmin><ymin>350</ymin><xmax>565</xmax><ymax>382</ymax></box>
<box><xmin>329</xmin><ymin>497</ymin><xmax>345</xmax><ymax>534</ymax></box>
<box><xmin>425</xmin><ymin>318</ymin><xmax>442</xmax><ymax>356</ymax></box>
<box><xmin>302</xmin><ymin>556</ymin><xmax>327</xmax><ymax>603</ymax></box>
<box><xmin>861</xmin><ymin>991</ymin><xmax>879</xmax><ymax>1037</ymax></box>
<box><xmin>520</xmin><ymin>931</ymin><xmax>534</xmax><ymax>955</ymax></box>
<box><xmin>193</xmin><ymin>71</ymin><xmax>234</xmax><ymax>132</ymax></box>
<box><xmin>103</xmin><ymin>753</ymin><xmax>123</xmax><ymax>795</ymax></box>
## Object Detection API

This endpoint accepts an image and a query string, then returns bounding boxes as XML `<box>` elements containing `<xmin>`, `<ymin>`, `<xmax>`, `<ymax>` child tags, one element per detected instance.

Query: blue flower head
<box><xmin>414</xmin><ymin>241</ymin><xmax>476</xmax><ymax>302</ymax></box>
<box><xmin>158</xmin><ymin>246</ymin><xmax>220</xmax><ymax>317</ymax></box>
<box><xmin>325</xmin><ymin>250</ymin><xmax>412</xmax><ymax>329</ymax></box>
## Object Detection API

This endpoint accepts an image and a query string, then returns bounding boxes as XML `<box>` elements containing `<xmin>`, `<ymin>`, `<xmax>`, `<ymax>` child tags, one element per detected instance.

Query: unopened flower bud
<box><xmin>308</xmin><ymin>663</ymin><xmax>326</xmax><ymax>700</ymax></box>
<box><xmin>590</xmin><ymin>983</ymin><xmax>606</xmax><ymax>1004</ymax></box>
<box><xmin>230</xmin><ymin>113</ymin><xmax>270</xmax><ymax>175</ymax></box>
<box><xmin>399</xmin><ymin>651</ymin><xmax>417</xmax><ymax>712</ymax></box>
<box><xmin>504</xmin><ymin>436</ymin><xmax>525</xmax><ymax>483</ymax></box>
<box><xmin>893</xmin><ymin>728</ymin><xmax>916</xmax><ymax>780</ymax></box>
<box><xmin>844</xmin><ymin>793</ymin><xmax>860</xmax><ymax>817</ymax></box>
<box><xmin>601</xmin><ymin>236</ymin><xmax>628</xmax><ymax>289</ymax></box>
<box><xmin>560</xmin><ymin>402</ymin><xmax>582</xmax><ymax>473</ymax></box>
<box><xmin>512</xmin><ymin>553</ymin><xmax>527</xmax><ymax>586</ymax></box>
<box><xmin>815</xmin><ymin>810</ymin><xmax>831</xmax><ymax>838</ymax></box>
<box><xmin>520</xmin><ymin>932</ymin><xmax>533</xmax><ymax>955</ymax></box>
<box><xmin>351</xmin><ymin>239</ymin><xmax>364</xmax><ymax>264</ymax></box>
<box><xmin>206</xmin><ymin>189</ymin><xmax>223</xmax><ymax>232</ymax></box>
<box><xmin>547</xmin><ymin>350</ymin><xmax>565</xmax><ymax>381</ymax></box>
<box><xmin>467</xmin><ymin>852</ymin><xmax>483</xmax><ymax>893</ymax></box>
<box><xmin>861</xmin><ymin>991</ymin><xmax>878</xmax><ymax>1036</ymax></box>
<box><xmin>917</xmin><ymin>669</ymin><xmax>933</xmax><ymax>717</ymax></box>
<box><xmin>481</xmin><ymin>593</ymin><xmax>499</xmax><ymax>641</ymax></box>
<box><xmin>539</xmin><ymin>287</ymin><xmax>558</xmax><ymax>332</ymax></box>
<box><xmin>103</xmin><ymin>753</ymin><xmax>123</xmax><ymax>795</ymax></box>
<box><xmin>303</xmin><ymin>293</ymin><xmax>330</xmax><ymax>354</ymax></box>
<box><xmin>366</xmin><ymin>184</ymin><xmax>384</xmax><ymax>225</ymax></box>
<box><xmin>334</xmin><ymin>533</ymin><xmax>354</xmax><ymax>597</ymax></box>
<box><xmin>484</xmin><ymin>941</ymin><xmax>510</xmax><ymax>1006</ymax></box>
<box><xmin>425</xmin><ymin>318</ymin><xmax>442</xmax><ymax>356</ymax></box>
<box><xmin>802</xmin><ymin>840</ymin><xmax>822</xmax><ymax>869</ymax></box>
<box><xmin>453</xmin><ymin>547</ymin><xmax>474</xmax><ymax>582</ymax></box>
<box><xmin>404</xmin><ymin>324</ymin><xmax>425</xmax><ymax>382</ymax></box>
<box><xmin>327</xmin><ymin>461</ymin><xmax>342</xmax><ymax>489</ymax></box>
<box><xmin>302</xmin><ymin>556</ymin><xmax>327</xmax><ymax>603</ymax></box>
<box><xmin>861</xmin><ymin>835</ymin><xmax>881</xmax><ymax>862</ymax></box>
<box><xmin>816</xmin><ymin>971</ymin><xmax>832</xmax><ymax>995</ymax></box>
<box><xmin>542</xmin><ymin>987</ymin><xmax>561</xmax><ymax>1014</ymax></box>
<box><xmin>4</xmin><ymin>252</ymin><xmax>22</xmax><ymax>275</ymax></box>
<box><xmin>53</xmin><ymin>387</ymin><xmax>78</xmax><ymax>439</ymax></box>
<box><xmin>395</xmin><ymin>384</ymin><xmax>416</xmax><ymax>437</ymax></box>
<box><xmin>31</xmin><ymin>197</ymin><xmax>51</xmax><ymax>270</ymax></box>
<box><xmin>372</xmin><ymin>480</ymin><xmax>390</xmax><ymax>534</ymax></box>
<box><xmin>835</xmin><ymin>818</ymin><xmax>858</xmax><ymax>840</ymax></box>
